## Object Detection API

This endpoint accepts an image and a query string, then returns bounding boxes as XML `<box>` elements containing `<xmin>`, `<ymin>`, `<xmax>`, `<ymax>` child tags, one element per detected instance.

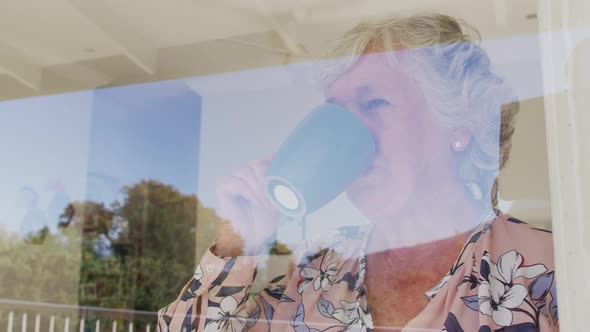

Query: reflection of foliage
<box><xmin>75</xmin><ymin>179</ymin><xmax>220</xmax><ymax>311</ymax></box>
<box><xmin>0</xmin><ymin>179</ymin><xmax>220</xmax><ymax>313</ymax></box>
<box><xmin>23</xmin><ymin>226</ymin><xmax>51</xmax><ymax>244</ymax></box>
<box><xmin>0</xmin><ymin>226</ymin><xmax>81</xmax><ymax>304</ymax></box>
<box><xmin>269</xmin><ymin>241</ymin><xmax>293</xmax><ymax>255</ymax></box>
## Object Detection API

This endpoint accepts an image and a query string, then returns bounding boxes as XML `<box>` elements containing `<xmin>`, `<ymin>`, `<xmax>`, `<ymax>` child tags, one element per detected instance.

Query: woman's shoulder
<box><xmin>426</xmin><ymin>212</ymin><xmax>560</xmax><ymax>330</ymax></box>
<box><xmin>473</xmin><ymin>211</ymin><xmax>556</xmax><ymax>273</ymax></box>
<box><xmin>490</xmin><ymin>212</ymin><xmax>554</xmax><ymax>249</ymax></box>
<box><xmin>493</xmin><ymin>212</ymin><xmax>554</xmax><ymax>236</ymax></box>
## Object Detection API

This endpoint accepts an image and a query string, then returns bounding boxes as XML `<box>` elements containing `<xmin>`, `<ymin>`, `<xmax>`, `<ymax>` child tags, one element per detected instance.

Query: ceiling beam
<box><xmin>55</xmin><ymin>63</ymin><xmax>113</xmax><ymax>88</ymax></box>
<box><xmin>0</xmin><ymin>31</ymin><xmax>112</xmax><ymax>89</ymax></box>
<box><xmin>195</xmin><ymin>0</ymin><xmax>306</xmax><ymax>56</ymax></box>
<box><xmin>67</xmin><ymin>0</ymin><xmax>157</xmax><ymax>75</ymax></box>
<box><xmin>0</xmin><ymin>54</ymin><xmax>42</xmax><ymax>90</ymax></box>
<box><xmin>255</xmin><ymin>0</ymin><xmax>307</xmax><ymax>57</ymax></box>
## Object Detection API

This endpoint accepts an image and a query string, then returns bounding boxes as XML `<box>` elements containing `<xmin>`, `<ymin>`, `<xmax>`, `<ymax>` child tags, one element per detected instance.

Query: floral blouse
<box><xmin>157</xmin><ymin>212</ymin><xmax>559</xmax><ymax>332</ymax></box>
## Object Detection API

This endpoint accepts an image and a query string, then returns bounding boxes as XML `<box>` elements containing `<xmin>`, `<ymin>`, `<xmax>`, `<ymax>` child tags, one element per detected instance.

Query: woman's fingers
<box><xmin>232</xmin><ymin>165</ymin><xmax>269</xmax><ymax>207</ymax></box>
<box><xmin>215</xmin><ymin>175</ymin><xmax>258</xmax><ymax>222</ymax></box>
<box><xmin>215</xmin><ymin>159</ymin><xmax>278</xmax><ymax>227</ymax></box>
<box><xmin>213</xmin><ymin>157</ymin><xmax>281</xmax><ymax>254</ymax></box>
<box><xmin>247</xmin><ymin>159</ymin><xmax>274</xmax><ymax>209</ymax></box>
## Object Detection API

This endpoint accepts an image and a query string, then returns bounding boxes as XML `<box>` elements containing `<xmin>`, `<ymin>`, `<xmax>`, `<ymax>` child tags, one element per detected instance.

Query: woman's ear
<box><xmin>451</xmin><ymin>128</ymin><xmax>472</xmax><ymax>152</ymax></box>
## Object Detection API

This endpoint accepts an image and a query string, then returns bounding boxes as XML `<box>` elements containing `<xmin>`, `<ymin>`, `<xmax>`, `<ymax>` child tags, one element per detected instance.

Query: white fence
<box><xmin>0</xmin><ymin>300</ymin><xmax>157</xmax><ymax>332</ymax></box>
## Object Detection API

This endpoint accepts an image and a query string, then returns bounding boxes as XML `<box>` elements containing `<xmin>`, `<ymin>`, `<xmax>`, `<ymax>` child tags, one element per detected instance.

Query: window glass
<box><xmin>1</xmin><ymin>1</ymin><xmax>587</xmax><ymax>331</ymax></box>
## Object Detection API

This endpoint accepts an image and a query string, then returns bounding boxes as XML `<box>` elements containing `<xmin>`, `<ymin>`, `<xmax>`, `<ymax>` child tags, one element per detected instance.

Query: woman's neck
<box><xmin>366</xmin><ymin>182</ymin><xmax>485</xmax><ymax>254</ymax></box>
<box><xmin>364</xmin><ymin>229</ymin><xmax>471</xmax><ymax>330</ymax></box>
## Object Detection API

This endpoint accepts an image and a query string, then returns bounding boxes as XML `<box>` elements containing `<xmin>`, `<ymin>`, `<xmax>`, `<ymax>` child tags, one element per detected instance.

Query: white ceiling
<box><xmin>0</xmin><ymin>0</ymin><xmax>552</xmax><ymax>225</ymax></box>
<box><xmin>0</xmin><ymin>0</ymin><xmax>541</xmax><ymax>97</ymax></box>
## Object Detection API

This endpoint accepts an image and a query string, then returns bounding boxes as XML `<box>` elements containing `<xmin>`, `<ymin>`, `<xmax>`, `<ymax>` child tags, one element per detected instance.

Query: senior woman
<box><xmin>158</xmin><ymin>13</ymin><xmax>558</xmax><ymax>332</ymax></box>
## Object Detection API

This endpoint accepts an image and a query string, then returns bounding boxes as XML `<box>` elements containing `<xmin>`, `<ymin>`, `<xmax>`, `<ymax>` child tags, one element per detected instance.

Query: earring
<box><xmin>452</xmin><ymin>140</ymin><xmax>463</xmax><ymax>151</ymax></box>
<box><xmin>465</xmin><ymin>181</ymin><xmax>483</xmax><ymax>201</ymax></box>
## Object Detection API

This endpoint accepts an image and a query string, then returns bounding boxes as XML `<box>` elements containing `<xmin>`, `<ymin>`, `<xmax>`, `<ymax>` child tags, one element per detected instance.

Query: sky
<box><xmin>0</xmin><ymin>80</ymin><xmax>202</xmax><ymax>236</ymax></box>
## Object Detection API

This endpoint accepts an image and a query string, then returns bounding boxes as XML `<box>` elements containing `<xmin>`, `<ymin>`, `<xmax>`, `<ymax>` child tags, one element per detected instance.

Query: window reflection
<box><xmin>1</xmin><ymin>1</ymin><xmax>585</xmax><ymax>331</ymax></box>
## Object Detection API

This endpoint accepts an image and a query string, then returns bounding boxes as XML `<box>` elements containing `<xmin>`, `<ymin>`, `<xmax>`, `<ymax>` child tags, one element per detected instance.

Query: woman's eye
<box><xmin>363</xmin><ymin>98</ymin><xmax>390</xmax><ymax>111</ymax></box>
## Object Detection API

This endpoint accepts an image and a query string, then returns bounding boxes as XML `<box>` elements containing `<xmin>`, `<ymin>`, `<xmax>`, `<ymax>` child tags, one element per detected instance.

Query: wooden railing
<box><xmin>0</xmin><ymin>299</ymin><xmax>158</xmax><ymax>332</ymax></box>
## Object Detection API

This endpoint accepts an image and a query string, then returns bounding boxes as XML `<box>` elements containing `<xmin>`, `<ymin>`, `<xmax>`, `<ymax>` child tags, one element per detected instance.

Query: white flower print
<box><xmin>204</xmin><ymin>296</ymin><xmax>249</xmax><ymax>332</ymax></box>
<box><xmin>298</xmin><ymin>262</ymin><xmax>340</xmax><ymax>294</ymax></box>
<box><xmin>194</xmin><ymin>264</ymin><xmax>204</xmax><ymax>281</ymax></box>
<box><xmin>478</xmin><ymin>250</ymin><xmax>548</xmax><ymax>327</ymax></box>
<box><xmin>478</xmin><ymin>274</ymin><xmax>529</xmax><ymax>326</ymax></box>
<box><xmin>486</xmin><ymin>250</ymin><xmax>547</xmax><ymax>284</ymax></box>
<box><xmin>331</xmin><ymin>300</ymin><xmax>373</xmax><ymax>332</ymax></box>
<box><xmin>315</xmin><ymin>262</ymin><xmax>339</xmax><ymax>291</ymax></box>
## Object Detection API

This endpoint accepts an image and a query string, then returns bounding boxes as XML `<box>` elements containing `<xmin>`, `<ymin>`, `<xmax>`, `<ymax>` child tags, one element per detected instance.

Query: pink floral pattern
<box><xmin>157</xmin><ymin>213</ymin><xmax>558</xmax><ymax>332</ymax></box>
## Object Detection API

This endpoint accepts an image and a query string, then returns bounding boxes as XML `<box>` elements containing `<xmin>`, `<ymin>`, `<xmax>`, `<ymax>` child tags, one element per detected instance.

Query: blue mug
<box><xmin>265</xmin><ymin>103</ymin><xmax>377</xmax><ymax>217</ymax></box>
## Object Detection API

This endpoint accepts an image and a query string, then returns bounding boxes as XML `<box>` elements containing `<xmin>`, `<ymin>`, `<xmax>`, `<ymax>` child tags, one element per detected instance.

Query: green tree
<box><xmin>118</xmin><ymin>180</ymin><xmax>218</xmax><ymax>310</ymax></box>
<box><xmin>0</xmin><ymin>225</ymin><xmax>81</xmax><ymax>304</ymax></box>
<box><xmin>75</xmin><ymin>180</ymin><xmax>219</xmax><ymax>311</ymax></box>
<box><xmin>0</xmin><ymin>180</ymin><xmax>220</xmax><ymax>314</ymax></box>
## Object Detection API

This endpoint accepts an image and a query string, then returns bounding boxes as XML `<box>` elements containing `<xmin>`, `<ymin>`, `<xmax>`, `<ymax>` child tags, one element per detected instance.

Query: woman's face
<box><xmin>325</xmin><ymin>52</ymin><xmax>458</xmax><ymax>221</ymax></box>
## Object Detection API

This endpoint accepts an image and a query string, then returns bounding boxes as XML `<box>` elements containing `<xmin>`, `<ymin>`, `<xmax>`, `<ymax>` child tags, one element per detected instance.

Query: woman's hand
<box><xmin>214</xmin><ymin>157</ymin><xmax>280</xmax><ymax>256</ymax></box>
